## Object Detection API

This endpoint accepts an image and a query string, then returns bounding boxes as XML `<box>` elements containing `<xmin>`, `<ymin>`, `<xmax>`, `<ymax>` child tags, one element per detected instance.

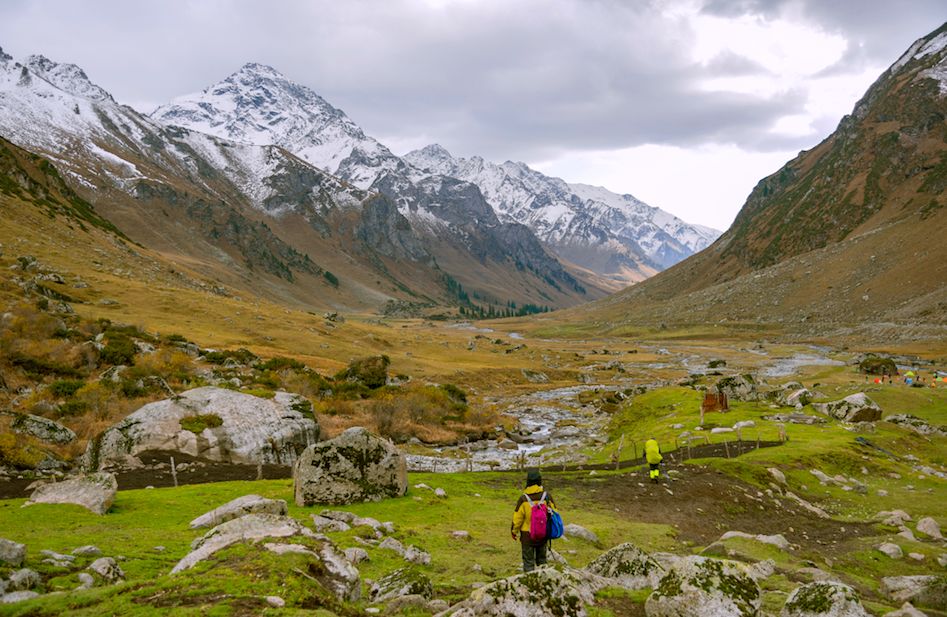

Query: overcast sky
<box><xmin>0</xmin><ymin>1</ymin><xmax>943</xmax><ymax>229</ymax></box>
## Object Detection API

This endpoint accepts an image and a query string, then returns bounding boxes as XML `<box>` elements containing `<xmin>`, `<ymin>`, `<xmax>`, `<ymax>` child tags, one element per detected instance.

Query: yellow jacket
<box><xmin>645</xmin><ymin>439</ymin><xmax>662</xmax><ymax>464</ymax></box>
<box><xmin>512</xmin><ymin>485</ymin><xmax>556</xmax><ymax>533</ymax></box>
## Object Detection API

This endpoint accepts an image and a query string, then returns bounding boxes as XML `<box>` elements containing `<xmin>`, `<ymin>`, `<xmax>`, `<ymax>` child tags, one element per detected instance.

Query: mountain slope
<box><xmin>571</xmin><ymin>23</ymin><xmax>947</xmax><ymax>339</ymax></box>
<box><xmin>404</xmin><ymin>144</ymin><xmax>720</xmax><ymax>290</ymax></box>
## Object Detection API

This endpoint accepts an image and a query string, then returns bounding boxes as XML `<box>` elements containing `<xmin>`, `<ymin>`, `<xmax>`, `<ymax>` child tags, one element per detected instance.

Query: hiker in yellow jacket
<box><xmin>644</xmin><ymin>437</ymin><xmax>663</xmax><ymax>483</ymax></box>
<box><xmin>511</xmin><ymin>469</ymin><xmax>556</xmax><ymax>572</ymax></box>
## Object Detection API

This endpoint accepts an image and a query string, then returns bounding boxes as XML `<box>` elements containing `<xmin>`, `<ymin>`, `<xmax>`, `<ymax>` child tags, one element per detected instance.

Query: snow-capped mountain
<box><xmin>152</xmin><ymin>63</ymin><xmax>407</xmax><ymax>190</ymax></box>
<box><xmin>404</xmin><ymin>144</ymin><xmax>721</xmax><ymax>285</ymax></box>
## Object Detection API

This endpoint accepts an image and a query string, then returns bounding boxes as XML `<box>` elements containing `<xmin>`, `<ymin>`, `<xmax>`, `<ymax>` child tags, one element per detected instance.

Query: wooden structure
<box><xmin>701</xmin><ymin>390</ymin><xmax>729</xmax><ymax>413</ymax></box>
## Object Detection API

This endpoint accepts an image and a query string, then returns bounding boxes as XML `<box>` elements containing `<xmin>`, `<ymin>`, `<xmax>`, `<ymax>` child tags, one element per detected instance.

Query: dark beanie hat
<box><xmin>526</xmin><ymin>469</ymin><xmax>542</xmax><ymax>486</ymax></box>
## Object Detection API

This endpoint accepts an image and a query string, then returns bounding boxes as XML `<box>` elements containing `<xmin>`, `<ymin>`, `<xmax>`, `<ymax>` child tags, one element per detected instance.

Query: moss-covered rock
<box><xmin>444</xmin><ymin>567</ymin><xmax>599</xmax><ymax>616</ymax></box>
<box><xmin>585</xmin><ymin>542</ymin><xmax>664</xmax><ymax>590</ymax></box>
<box><xmin>645</xmin><ymin>556</ymin><xmax>761</xmax><ymax>617</ymax></box>
<box><xmin>369</xmin><ymin>567</ymin><xmax>433</xmax><ymax>603</ymax></box>
<box><xmin>781</xmin><ymin>581</ymin><xmax>869</xmax><ymax>617</ymax></box>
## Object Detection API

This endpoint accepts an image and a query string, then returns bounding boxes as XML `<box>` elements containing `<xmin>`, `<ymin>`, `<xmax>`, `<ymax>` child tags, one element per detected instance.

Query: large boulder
<box><xmin>293</xmin><ymin>427</ymin><xmax>407</xmax><ymax>506</ymax></box>
<box><xmin>0</xmin><ymin>538</ymin><xmax>26</xmax><ymax>566</ymax></box>
<box><xmin>585</xmin><ymin>542</ymin><xmax>665</xmax><ymax>589</ymax></box>
<box><xmin>189</xmin><ymin>494</ymin><xmax>288</xmax><ymax>529</ymax></box>
<box><xmin>781</xmin><ymin>581</ymin><xmax>870</xmax><ymax>617</ymax></box>
<box><xmin>645</xmin><ymin>556</ymin><xmax>762</xmax><ymax>617</ymax></box>
<box><xmin>442</xmin><ymin>567</ymin><xmax>602</xmax><ymax>616</ymax></box>
<box><xmin>716</xmin><ymin>375</ymin><xmax>766</xmax><ymax>402</ymax></box>
<box><xmin>84</xmin><ymin>387</ymin><xmax>320</xmax><ymax>469</ymax></box>
<box><xmin>26</xmin><ymin>472</ymin><xmax>117</xmax><ymax>515</ymax></box>
<box><xmin>369</xmin><ymin>567</ymin><xmax>433</xmax><ymax>603</ymax></box>
<box><xmin>882</xmin><ymin>576</ymin><xmax>947</xmax><ymax>610</ymax></box>
<box><xmin>812</xmin><ymin>394</ymin><xmax>881</xmax><ymax>423</ymax></box>
<box><xmin>11</xmin><ymin>413</ymin><xmax>76</xmax><ymax>444</ymax></box>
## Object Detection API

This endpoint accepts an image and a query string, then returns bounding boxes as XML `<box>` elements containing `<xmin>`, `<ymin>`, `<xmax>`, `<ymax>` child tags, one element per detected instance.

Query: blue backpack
<box><xmin>547</xmin><ymin>508</ymin><xmax>564</xmax><ymax>539</ymax></box>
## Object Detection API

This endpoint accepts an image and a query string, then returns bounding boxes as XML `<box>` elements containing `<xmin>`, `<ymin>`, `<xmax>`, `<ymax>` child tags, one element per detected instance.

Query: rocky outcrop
<box><xmin>916</xmin><ymin>517</ymin><xmax>943</xmax><ymax>540</ymax></box>
<box><xmin>884</xmin><ymin>414</ymin><xmax>947</xmax><ymax>437</ymax></box>
<box><xmin>443</xmin><ymin>567</ymin><xmax>601</xmax><ymax>617</ymax></box>
<box><xmin>84</xmin><ymin>387</ymin><xmax>320</xmax><ymax>470</ymax></box>
<box><xmin>10</xmin><ymin>413</ymin><xmax>76</xmax><ymax>444</ymax></box>
<box><xmin>715</xmin><ymin>374</ymin><xmax>766</xmax><ymax>402</ymax></box>
<box><xmin>585</xmin><ymin>542</ymin><xmax>664</xmax><ymax>590</ymax></box>
<box><xmin>293</xmin><ymin>427</ymin><xmax>407</xmax><ymax>506</ymax></box>
<box><xmin>0</xmin><ymin>538</ymin><xmax>26</xmax><ymax>566</ymax></box>
<box><xmin>369</xmin><ymin>567</ymin><xmax>433</xmax><ymax>603</ymax></box>
<box><xmin>189</xmin><ymin>495</ymin><xmax>288</xmax><ymax>529</ymax></box>
<box><xmin>781</xmin><ymin>581</ymin><xmax>870</xmax><ymax>617</ymax></box>
<box><xmin>88</xmin><ymin>557</ymin><xmax>125</xmax><ymax>584</ymax></box>
<box><xmin>262</xmin><ymin>542</ymin><xmax>360</xmax><ymax>601</ymax></box>
<box><xmin>645</xmin><ymin>556</ymin><xmax>762</xmax><ymax>617</ymax></box>
<box><xmin>26</xmin><ymin>472</ymin><xmax>117</xmax><ymax>515</ymax></box>
<box><xmin>882</xmin><ymin>576</ymin><xmax>947</xmax><ymax>611</ymax></box>
<box><xmin>812</xmin><ymin>394</ymin><xmax>882</xmax><ymax>423</ymax></box>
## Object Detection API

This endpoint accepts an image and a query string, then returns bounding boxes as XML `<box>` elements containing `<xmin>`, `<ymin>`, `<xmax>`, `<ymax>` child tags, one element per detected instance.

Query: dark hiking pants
<box><xmin>520</xmin><ymin>533</ymin><xmax>547</xmax><ymax>572</ymax></box>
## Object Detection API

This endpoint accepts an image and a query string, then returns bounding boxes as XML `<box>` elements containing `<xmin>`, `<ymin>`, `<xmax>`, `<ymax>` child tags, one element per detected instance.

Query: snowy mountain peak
<box><xmin>24</xmin><ymin>54</ymin><xmax>113</xmax><ymax>102</ymax></box>
<box><xmin>0</xmin><ymin>47</ymin><xmax>11</xmax><ymax>63</ymax></box>
<box><xmin>236</xmin><ymin>62</ymin><xmax>288</xmax><ymax>79</ymax></box>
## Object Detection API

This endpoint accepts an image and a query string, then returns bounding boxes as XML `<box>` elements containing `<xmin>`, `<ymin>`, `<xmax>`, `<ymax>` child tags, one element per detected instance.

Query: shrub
<box><xmin>179</xmin><ymin>414</ymin><xmax>223</xmax><ymax>434</ymax></box>
<box><xmin>255</xmin><ymin>356</ymin><xmax>305</xmax><ymax>372</ymax></box>
<box><xmin>57</xmin><ymin>400</ymin><xmax>88</xmax><ymax>417</ymax></box>
<box><xmin>49</xmin><ymin>379</ymin><xmax>85</xmax><ymax>397</ymax></box>
<box><xmin>0</xmin><ymin>433</ymin><xmax>44</xmax><ymax>469</ymax></box>
<box><xmin>202</xmin><ymin>348</ymin><xmax>258</xmax><ymax>366</ymax></box>
<box><xmin>335</xmin><ymin>355</ymin><xmax>391</xmax><ymax>389</ymax></box>
<box><xmin>323</xmin><ymin>270</ymin><xmax>339</xmax><ymax>287</ymax></box>
<box><xmin>99</xmin><ymin>334</ymin><xmax>137</xmax><ymax>366</ymax></box>
<box><xmin>858</xmin><ymin>356</ymin><xmax>898</xmax><ymax>375</ymax></box>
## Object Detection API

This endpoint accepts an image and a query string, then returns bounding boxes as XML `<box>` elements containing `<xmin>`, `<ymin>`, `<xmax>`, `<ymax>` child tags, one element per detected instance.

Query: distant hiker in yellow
<box><xmin>644</xmin><ymin>437</ymin><xmax>663</xmax><ymax>483</ymax></box>
<box><xmin>511</xmin><ymin>469</ymin><xmax>555</xmax><ymax>572</ymax></box>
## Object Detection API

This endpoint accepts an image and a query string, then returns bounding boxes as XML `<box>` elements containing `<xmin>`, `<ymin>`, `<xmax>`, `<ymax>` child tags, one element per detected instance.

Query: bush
<box><xmin>0</xmin><ymin>433</ymin><xmax>44</xmax><ymax>469</ymax></box>
<box><xmin>57</xmin><ymin>400</ymin><xmax>88</xmax><ymax>417</ymax></box>
<box><xmin>99</xmin><ymin>334</ymin><xmax>137</xmax><ymax>366</ymax></box>
<box><xmin>179</xmin><ymin>414</ymin><xmax>223</xmax><ymax>434</ymax></box>
<box><xmin>255</xmin><ymin>356</ymin><xmax>305</xmax><ymax>372</ymax></box>
<box><xmin>858</xmin><ymin>356</ymin><xmax>898</xmax><ymax>375</ymax></box>
<box><xmin>49</xmin><ymin>379</ymin><xmax>85</xmax><ymax>397</ymax></box>
<box><xmin>335</xmin><ymin>355</ymin><xmax>391</xmax><ymax>389</ymax></box>
<box><xmin>202</xmin><ymin>348</ymin><xmax>258</xmax><ymax>366</ymax></box>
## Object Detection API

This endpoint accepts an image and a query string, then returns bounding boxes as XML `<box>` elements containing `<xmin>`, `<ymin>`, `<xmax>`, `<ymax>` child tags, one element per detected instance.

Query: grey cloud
<box><xmin>0</xmin><ymin>0</ymin><xmax>942</xmax><ymax>164</ymax></box>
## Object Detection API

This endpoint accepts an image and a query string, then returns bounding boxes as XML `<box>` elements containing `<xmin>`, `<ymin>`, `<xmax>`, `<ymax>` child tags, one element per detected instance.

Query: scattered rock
<box><xmin>646</xmin><ymin>556</ymin><xmax>761</xmax><ymax>617</ymax></box>
<box><xmin>715</xmin><ymin>374</ymin><xmax>767</xmax><ymax>402</ymax></box>
<box><xmin>189</xmin><ymin>494</ymin><xmax>288</xmax><ymax>529</ymax></box>
<box><xmin>719</xmin><ymin>531</ymin><xmax>791</xmax><ymax>550</ymax></box>
<box><xmin>886</xmin><ymin>602</ymin><xmax>928</xmax><ymax>617</ymax></box>
<box><xmin>84</xmin><ymin>387</ymin><xmax>319</xmax><ymax>469</ymax></box>
<box><xmin>877</xmin><ymin>543</ymin><xmax>904</xmax><ymax>559</ymax></box>
<box><xmin>435</xmin><ymin>488</ymin><xmax>447</xmax><ymax>498</ymax></box>
<box><xmin>71</xmin><ymin>545</ymin><xmax>102</xmax><ymax>557</ymax></box>
<box><xmin>265</xmin><ymin>596</ymin><xmax>285</xmax><ymax>608</ymax></box>
<box><xmin>294</xmin><ymin>427</ymin><xmax>407</xmax><ymax>506</ymax></box>
<box><xmin>344</xmin><ymin>547</ymin><xmax>369</xmax><ymax>564</ymax></box>
<box><xmin>311</xmin><ymin>514</ymin><xmax>352</xmax><ymax>533</ymax></box>
<box><xmin>768</xmin><ymin>468</ymin><xmax>787</xmax><ymax>485</ymax></box>
<box><xmin>917</xmin><ymin>517</ymin><xmax>943</xmax><ymax>540</ymax></box>
<box><xmin>812</xmin><ymin>393</ymin><xmax>882</xmax><ymax>423</ymax></box>
<box><xmin>0</xmin><ymin>538</ymin><xmax>26</xmax><ymax>566</ymax></box>
<box><xmin>909</xmin><ymin>553</ymin><xmax>926</xmax><ymax>562</ymax></box>
<box><xmin>10</xmin><ymin>414</ymin><xmax>76</xmax><ymax>444</ymax></box>
<box><xmin>369</xmin><ymin>567</ymin><xmax>433</xmax><ymax>603</ymax></box>
<box><xmin>564</xmin><ymin>524</ymin><xmax>600</xmax><ymax>545</ymax></box>
<box><xmin>27</xmin><ymin>472</ymin><xmax>117</xmax><ymax>515</ymax></box>
<box><xmin>899</xmin><ymin>528</ymin><xmax>918</xmax><ymax>542</ymax></box>
<box><xmin>781</xmin><ymin>581</ymin><xmax>870</xmax><ymax>617</ymax></box>
<box><xmin>780</xmin><ymin>388</ymin><xmax>814</xmax><ymax>408</ymax></box>
<box><xmin>711</xmin><ymin>427</ymin><xmax>734</xmax><ymax>434</ymax></box>
<box><xmin>521</xmin><ymin>369</ymin><xmax>549</xmax><ymax>384</ymax></box>
<box><xmin>76</xmin><ymin>572</ymin><xmax>95</xmax><ymax>590</ymax></box>
<box><xmin>451</xmin><ymin>531</ymin><xmax>471</xmax><ymax>541</ymax></box>
<box><xmin>733</xmin><ymin>420</ymin><xmax>755</xmax><ymax>430</ymax></box>
<box><xmin>8</xmin><ymin>568</ymin><xmax>41</xmax><ymax>591</ymax></box>
<box><xmin>1</xmin><ymin>591</ymin><xmax>40</xmax><ymax>604</ymax></box>
<box><xmin>764</xmin><ymin>413</ymin><xmax>826</xmax><ymax>425</ymax></box>
<box><xmin>88</xmin><ymin>557</ymin><xmax>125</xmax><ymax>584</ymax></box>
<box><xmin>884</xmin><ymin>415</ymin><xmax>947</xmax><ymax>437</ymax></box>
<box><xmin>385</xmin><ymin>594</ymin><xmax>431</xmax><ymax>614</ymax></box>
<box><xmin>261</xmin><ymin>542</ymin><xmax>360</xmax><ymax>601</ymax></box>
<box><xmin>444</xmin><ymin>567</ymin><xmax>600</xmax><ymax>617</ymax></box>
<box><xmin>882</xmin><ymin>575</ymin><xmax>947</xmax><ymax>610</ymax></box>
<box><xmin>586</xmin><ymin>542</ymin><xmax>664</xmax><ymax>589</ymax></box>
<box><xmin>876</xmin><ymin>510</ymin><xmax>913</xmax><ymax>527</ymax></box>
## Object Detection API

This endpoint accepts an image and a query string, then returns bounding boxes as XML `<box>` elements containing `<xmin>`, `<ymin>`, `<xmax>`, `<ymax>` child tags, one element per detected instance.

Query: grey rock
<box><xmin>265</xmin><ymin>596</ymin><xmax>285</xmax><ymax>608</ymax></box>
<box><xmin>875</xmin><ymin>510</ymin><xmax>912</xmax><ymax>526</ymax></box>
<box><xmin>645</xmin><ymin>556</ymin><xmax>761</xmax><ymax>617</ymax></box>
<box><xmin>781</xmin><ymin>581</ymin><xmax>870</xmax><ymax>617</ymax></box>
<box><xmin>586</xmin><ymin>542</ymin><xmax>664</xmax><ymax>589</ymax></box>
<box><xmin>84</xmin><ymin>387</ymin><xmax>319</xmax><ymax>470</ymax></box>
<box><xmin>884</xmin><ymin>414</ymin><xmax>947</xmax><ymax>437</ymax></box>
<box><xmin>812</xmin><ymin>393</ymin><xmax>882</xmax><ymax>423</ymax></box>
<box><xmin>71</xmin><ymin>545</ymin><xmax>102</xmax><ymax>557</ymax></box>
<box><xmin>444</xmin><ymin>567</ymin><xmax>601</xmax><ymax>616</ymax></box>
<box><xmin>344</xmin><ymin>547</ymin><xmax>369</xmax><ymax>564</ymax></box>
<box><xmin>370</xmin><ymin>567</ymin><xmax>433</xmax><ymax>603</ymax></box>
<box><xmin>719</xmin><ymin>531</ymin><xmax>790</xmax><ymax>550</ymax></box>
<box><xmin>0</xmin><ymin>538</ymin><xmax>26</xmax><ymax>566</ymax></box>
<box><xmin>716</xmin><ymin>374</ymin><xmax>766</xmax><ymax>402</ymax></box>
<box><xmin>385</xmin><ymin>594</ymin><xmax>430</xmax><ymax>613</ymax></box>
<box><xmin>76</xmin><ymin>572</ymin><xmax>95</xmax><ymax>590</ymax></box>
<box><xmin>8</xmin><ymin>568</ymin><xmax>41</xmax><ymax>591</ymax></box>
<box><xmin>1</xmin><ymin>591</ymin><xmax>40</xmax><ymax>604</ymax></box>
<box><xmin>565</xmin><ymin>524</ymin><xmax>600</xmax><ymax>545</ymax></box>
<box><xmin>877</xmin><ymin>543</ymin><xmax>904</xmax><ymax>559</ymax></box>
<box><xmin>294</xmin><ymin>427</ymin><xmax>407</xmax><ymax>506</ymax></box>
<box><xmin>27</xmin><ymin>472</ymin><xmax>117</xmax><ymax>515</ymax></box>
<box><xmin>261</xmin><ymin>542</ymin><xmax>360</xmax><ymax>601</ymax></box>
<box><xmin>10</xmin><ymin>414</ymin><xmax>76</xmax><ymax>444</ymax></box>
<box><xmin>917</xmin><ymin>517</ymin><xmax>943</xmax><ymax>540</ymax></box>
<box><xmin>886</xmin><ymin>602</ymin><xmax>928</xmax><ymax>617</ymax></box>
<box><xmin>768</xmin><ymin>468</ymin><xmax>787</xmax><ymax>485</ymax></box>
<box><xmin>189</xmin><ymin>494</ymin><xmax>288</xmax><ymax>529</ymax></box>
<box><xmin>882</xmin><ymin>575</ymin><xmax>947</xmax><ymax>610</ymax></box>
<box><xmin>88</xmin><ymin>557</ymin><xmax>124</xmax><ymax>584</ymax></box>
<box><xmin>311</xmin><ymin>514</ymin><xmax>351</xmax><ymax>533</ymax></box>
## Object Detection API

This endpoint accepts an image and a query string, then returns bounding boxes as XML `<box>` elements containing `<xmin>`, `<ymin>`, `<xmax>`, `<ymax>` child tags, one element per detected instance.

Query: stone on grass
<box><xmin>586</xmin><ymin>542</ymin><xmax>664</xmax><ymax>590</ymax></box>
<box><xmin>768</xmin><ymin>468</ymin><xmax>787</xmax><ymax>485</ymax></box>
<box><xmin>877</xmin><ymin>543</ymin><xmax>904</xmax><ymax>559</ymax></box>
<box><xmin>443</xmin><ymin>567</ymin><xmax>600</xmax><ymax>617</ymax></box>
<box><xmin>266</xmin><ymin>596</ymin><xmax>285</xmax><ymax>608</ymax></box>
<box><xmin>882</xmin><ymin>575</ymin><xmax>947</xmax><ymax>610</ymax></box>
<box><xmin>716</xmin><ymin>374</ymin><xmax>766</xmax><ymax>402</ymax></box>
<box><xmin>938</xmin><ymin>554</ymin><xmax>947</xmax><ymax>568</ymax></box>
<box><xmin>917</xmin><ymin>517</ymin><xmax>943</xmax><ymax>540</ymax></box>
<box><xmin>886</xmin><ymin>602</ymin><xmax>929</xmax><ymax>617</ymax></box>
<box><xmin>812</xmin><ymin>393</ymin><xmax>882</xmax><ymax>423</ymax></box>
<box><xmin>369</xmin><ymin>567</ymin><xmax>433</xmax><ymax>603</ymax></box>
<box><xmin>908</xmin><ymin>553</ymin><xmax>926</xmax><ymax>562</ymax></box>
<box><xmin>8</xmin><ymin>568</ymin><xmax>41</xmax><ymax>591</ymax></box>
<box><xmin>434</xmin><ymin>488</ymin><xmax>447</xmax><ymax>498</ymax></box>
<box><xmin>565</xmin><ymin>524</ymin><xmax>600</xmax><ymax>545</ymax></box>
<box><xmin>85</xmin><ymin>387</ymin><xmax>319</xmax><ymax>469</ymax></box>
<box><xmin>645</xmin><ymin>556</ymin><xmax>761</xmax><ymax>617</ymax></box>
<box><xmin>293</xmin><ymin>427</ymin><xmax>407</xmax><ymax>506</ymax></box>
<box><xmin>344</xmin><ymin>547</ymin><xmax>369</xmax><ymax>564</ymax></box>
<box><xmin>11</xmin><ymin>413</ymin><xmax>76</xmax><ymax>444</ymax></box>
<box><xmin>76</xmin><ymin>572</ymin><xmax>95</xmax><ymax>590</ymax></box>
<box><xmin>720</xmin><ymin>531</ymin><xmax>791</xmax><ymax>550</ymax></box>
<box><xmin>27</xmin><ymin>472</ymin><xmax>117</xmax><ymax>515</ymax></box>
<box><xmin>781</xmin><ymin>581</ymin><xmax>869</xmax><ymax>617</ymax></box>
<box><xmin>311</xmin><ymin>514</ymin><xmax>351</xmax><ymax>533</ymax></box>
<box><xmin>72</xmin><ymin>545</ymin><xmax>102</xmax><ymax>557</ymax></box>
<box><xmin>875</xmin><ymin>510</ymin><xmax>912</xmax><ymax>526</ymax></box>
<box><xmin>88</xmin><ymin>557</ymin><xmax>124</xmax><ymax>584</ymax></box>
<box><xmin>385</xmin><ymin>594</ymin><xmax>431</xmax><ymax>614</ymax></box>
<box><xmin>0</xmin><ymin>538</ymin><xmax>26</xmax><ymax>566</ymax></box>
<box><xmin>1</xmin><ymin>591</ymin><xmax>40</xmax><ymax>604</ymax></box>
<box><xmin>189</xmin><ymin>494</ymin><xmax>288</xmax><ymax>529</ymax></box>
<box><xmin>261</xmin><ymin>542</ymin><xmax>360</xmax><ymax>601</ymax></box>
<box><xmin>451</xmin><ymin>530</ymin><xmax>471</xmax><ymax>541</ymax></box>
